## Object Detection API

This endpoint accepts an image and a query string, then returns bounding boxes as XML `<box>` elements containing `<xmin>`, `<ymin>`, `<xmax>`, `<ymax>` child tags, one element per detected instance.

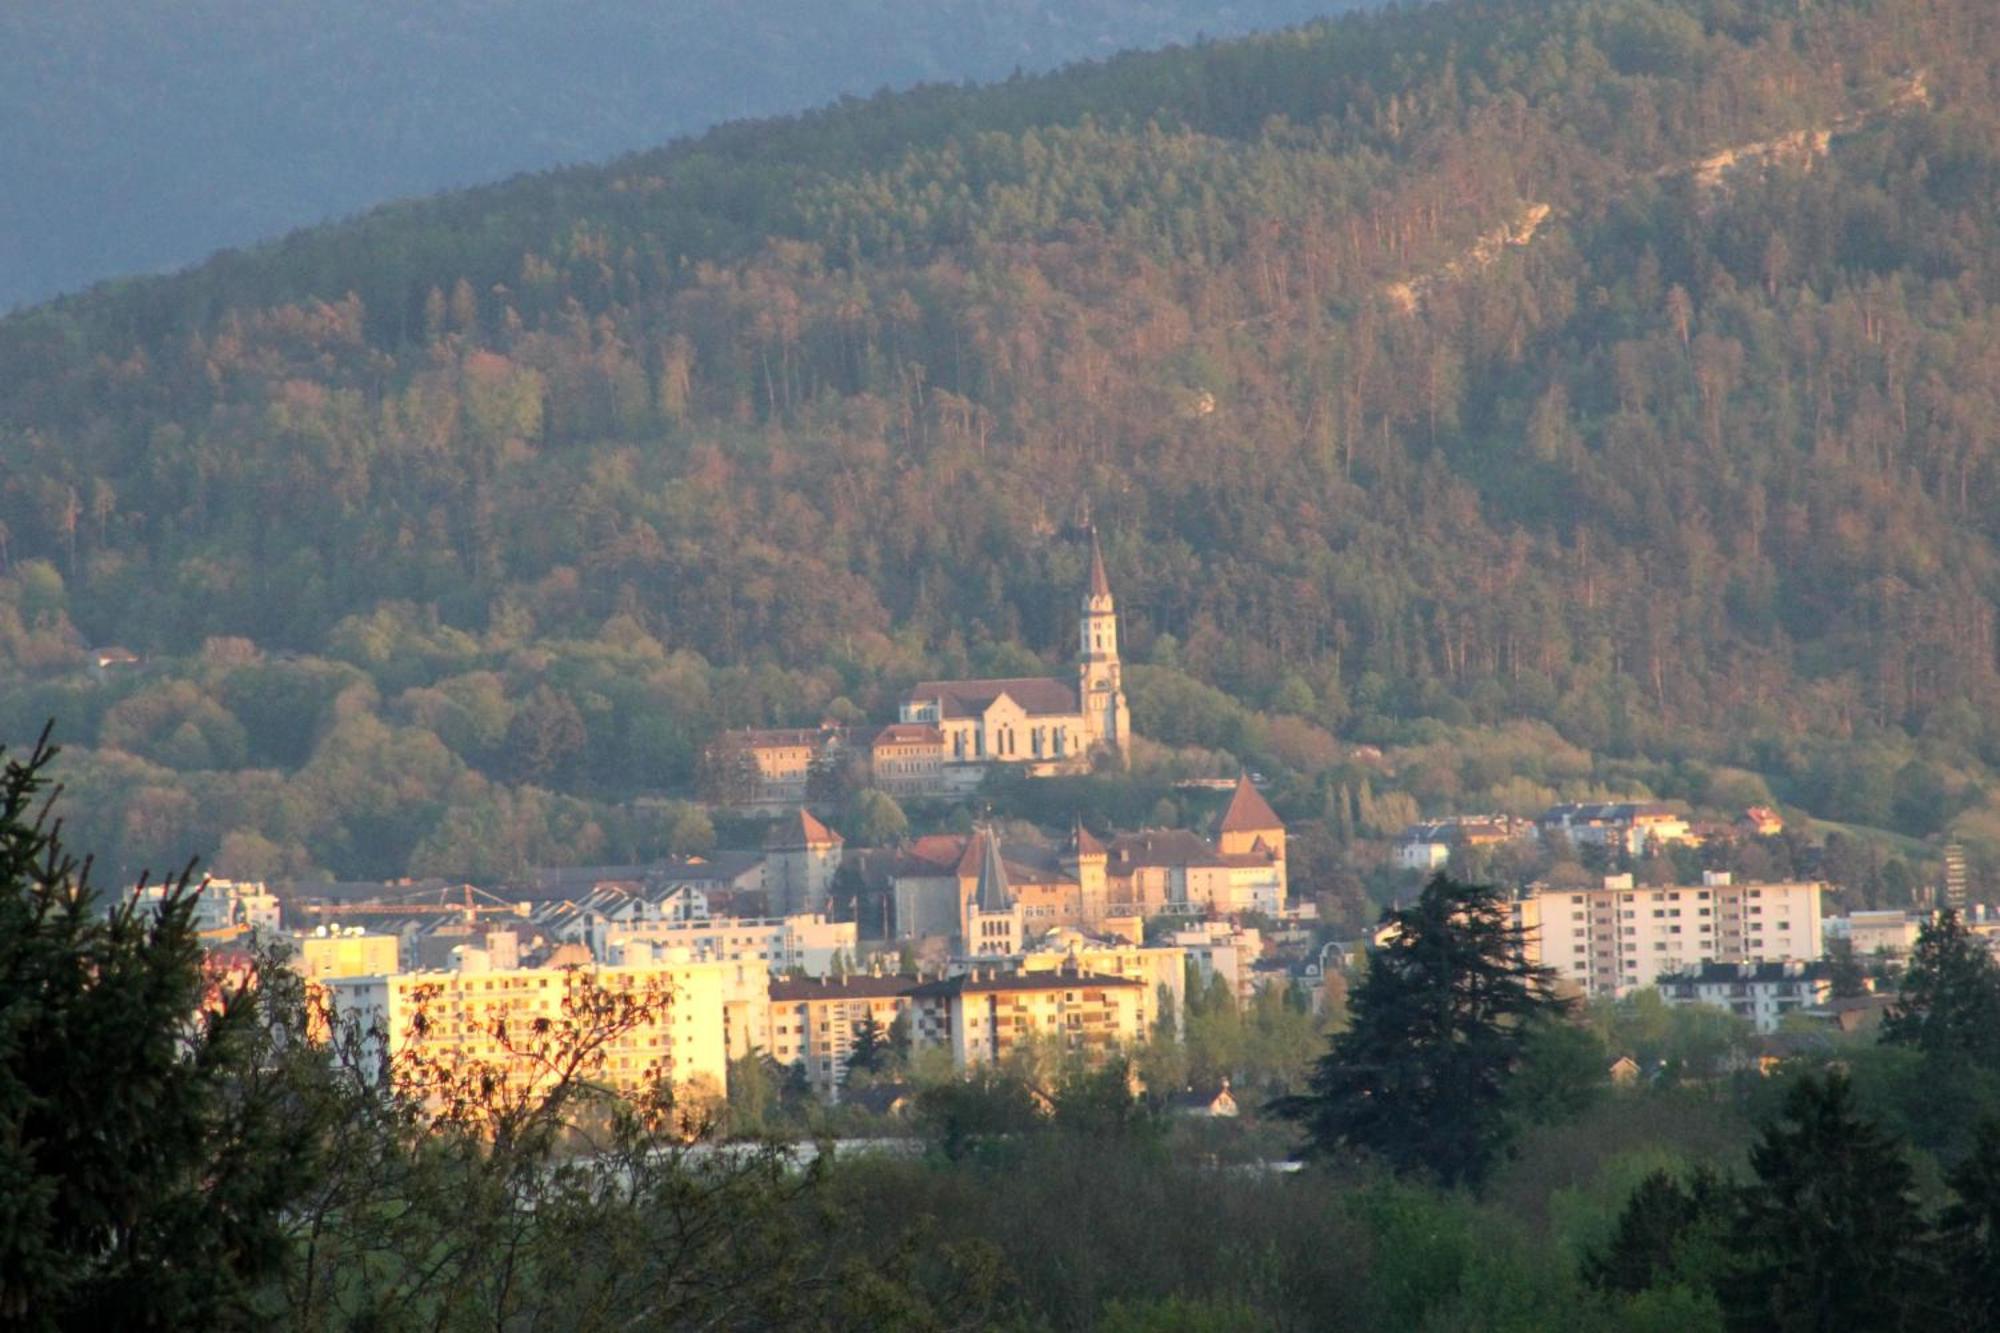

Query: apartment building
<box><xmin>595</xmin><ymin>913</ymin><xmax>856</xmax><ymax>976</ymax></box>
<box><xmin>1658</xmin><ymin>960</ymin><xmax>1834</xmax><ymax>1033</ymax></box>
<box><xmin>766</xmin><ymin>975</ymin><xmax>916</xmax><ymax>1096</ymax></box>
<box><xmin>318</xmin><ymin>955</ymin><xmax>731</xmax><ymax>1110</ymax></box>
<box><xmin>294</xmin><ymin>928</ymin><xmax>401</xmax><ymax>979</ymax></box>
<box><xmin>1528</xmin><ymin>872</ymin><xmax>1822</xmax><ymax>998</ymax></box>
<box><xmin>907</xmin><ymin>965</ymin><xmax>1148</xmax><ymax>1071</ymax></box>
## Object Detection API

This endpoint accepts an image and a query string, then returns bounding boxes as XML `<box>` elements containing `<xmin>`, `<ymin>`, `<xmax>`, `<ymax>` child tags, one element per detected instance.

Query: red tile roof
<box><xmin>1218</xmin><ymin>773</ymin><xmax>1282</xmax><ymax>834</ymax></box>
<box><xmin>764</xmin><ymin>808</ymin><xmax>843</xmax><ymax>849</ymax></box>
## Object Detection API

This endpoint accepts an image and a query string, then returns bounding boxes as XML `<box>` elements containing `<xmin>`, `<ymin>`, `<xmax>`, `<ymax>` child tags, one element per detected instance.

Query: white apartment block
<box><xmin>1169</xmin><ymin>922</ymin><xmax>1264</xmax><ymax>1006</ymax></box>
<box><xmin>594</xmin><ymin>913</ymin><xmax>856</xmax><ymax>976</ymax></box>
<box><xmin>1528</xmin><ymin>872</ymin><xmax>1822</xmax><ymax>998</ymax></box>
<box><xmin>133</xmin><ymin>876</ymin><xmax>282</xmax><ymax>936</ymax></box>
<box><xmin>1658</xmin><ymin>961</ymin><xmax>1833</xmax><ymax>1033</ymax></box>
<box><xmin>318</xmin><ymin>956</ymin><xmax>731</xmax><ymax>1109</ymax></box>
<box><xmin>1825</xmin><ymin>910</ymin><xmax>1922</xmax><ymax>959</ymax></box>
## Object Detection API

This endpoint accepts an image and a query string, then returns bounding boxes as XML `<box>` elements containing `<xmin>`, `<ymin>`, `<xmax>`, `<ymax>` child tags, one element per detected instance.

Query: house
<box><xmin>1538</xmin><ymin>802</ymin><xmax>1695</xmax><ymax>856</ymax></box>
<box><xmin>1171</xmin><ymin>1082</ymin><xmax>1240</xmax><ymax>1118</ymax></box>
<box><xmin>1739</xmin><ymin>806</ymin><xmax>1785</xmax><ymax>837</ymax></box>
<box><xmin>1607</xmin><ymin>1055</ymin><xmax>1641</xmax><ymax>1087</ymax></box>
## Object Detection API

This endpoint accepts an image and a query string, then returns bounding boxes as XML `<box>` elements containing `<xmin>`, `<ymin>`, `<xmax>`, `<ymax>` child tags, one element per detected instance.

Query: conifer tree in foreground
<box><xmin>1275</xmin><ymin>874</ymin><xmax>1568</xmax><ymax>1189</ymax></box>
<box><xmin>1721</xmin><ymin>1072</ymin><xmax>1931</xmax><ymax>1333</ymax></box>
<box><xmin>1882</xmin><ymin>910</ymin><xmax>2000</xmax><ymax>1065</ymax></box>
<box><xmin>0</xmin><ymin>732</ymin><xmax>313</xmax><ymax>1329</ymax></box>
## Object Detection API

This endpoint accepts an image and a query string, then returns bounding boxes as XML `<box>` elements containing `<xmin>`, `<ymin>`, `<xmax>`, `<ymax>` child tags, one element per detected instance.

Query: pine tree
<box><xmin>0</xmin><ymin>732</ymin><xmax>317</xmax><ymax>1327</ymax></box>
<box><xmin>1274</xmin><ymin>874</ymin><xmax>1568</xmax><ymax>1189</ymax></box>
<box><xmin>1584</xmin><ymin>1166</ymin><xmax>1732</xmax><ymax>1296</ymax></box>
<box><xmin>845</xmin><ymin>1012</ymin><xmax>887</xmax><ymax>1085</ymax></box>
<box><xmin>1882</xmin><ymin>911</ymin><xmax>2000</xmax><ymax>1065</ymax></box>
<box><xmin>1936</xmin><ymin>1119</ymin><xmax>2000</xmax><ymax>1327</ymax></box>
<box><xmin>1721</xmin><ymin>1073</ymin><xmax>1931</xmax><ymax>1332</ymax></box>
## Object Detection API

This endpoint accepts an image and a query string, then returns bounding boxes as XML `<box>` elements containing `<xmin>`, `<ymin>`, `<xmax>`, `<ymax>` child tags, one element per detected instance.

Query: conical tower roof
<box><xmin>1086</xmin><ymin>527</ymin><xmax>1112</xmax><ymax>601</ymax></box>
<box><xmin>974</xmin><ymin>829</ymin><xmax>1012</xmax><ymax>912</ymax></box>
<box><xmin>1218</xmin><ymin>773</ymin><xmax>1282</xmax><ymax>835</ymax></box>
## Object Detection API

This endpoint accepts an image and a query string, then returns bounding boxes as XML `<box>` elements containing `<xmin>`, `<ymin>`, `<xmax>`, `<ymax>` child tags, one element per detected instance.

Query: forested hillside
<box><xmin>0</xmin><ymin>0</ymin><xmax>1357</xmax><ymax>310</ymax></box>
<box><xmin>3</xmin><ymin>0</ymin><xmax>1998</xmax><ymax>893</ymax></box>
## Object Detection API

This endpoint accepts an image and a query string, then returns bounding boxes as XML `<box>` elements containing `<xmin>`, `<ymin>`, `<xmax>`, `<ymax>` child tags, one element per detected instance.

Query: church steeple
<box><xmin>1077</xmin><ymin>526</ymin><xmax>1130</xmax><ymax>765</ymax></box>
<box><xmin>1087</xmin><ymin>527</ymin><xmax>1113</xmax><ymax>603</ymax></box>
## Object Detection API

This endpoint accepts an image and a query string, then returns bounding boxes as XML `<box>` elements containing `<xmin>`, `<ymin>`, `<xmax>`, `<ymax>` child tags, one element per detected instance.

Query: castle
<box><xmin>717</xmin><ymin>530</ymin><xmax>1133</xmax><ymax>805</ymax></box>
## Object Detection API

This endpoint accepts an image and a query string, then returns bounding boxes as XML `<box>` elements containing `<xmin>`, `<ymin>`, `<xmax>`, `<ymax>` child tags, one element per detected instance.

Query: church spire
<box><xmin>1087</xmin><ymin>526</ymin><xmax>1112</xmax><ymax>602</ymax></box>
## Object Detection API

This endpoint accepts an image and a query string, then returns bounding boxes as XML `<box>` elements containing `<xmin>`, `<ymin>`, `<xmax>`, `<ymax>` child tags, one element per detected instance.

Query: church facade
<box><xmin>717</xmin><ymin>531</ymin><xmax>1133</xmax><ymax>805</ymax></box>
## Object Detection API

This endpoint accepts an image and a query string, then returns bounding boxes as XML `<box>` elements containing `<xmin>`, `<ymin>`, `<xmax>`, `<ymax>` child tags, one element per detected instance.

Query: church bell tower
<box><xmin>1078</xmin><ymin>528</ymin><xmax>1131</xmax><ymax>765</ymax></box>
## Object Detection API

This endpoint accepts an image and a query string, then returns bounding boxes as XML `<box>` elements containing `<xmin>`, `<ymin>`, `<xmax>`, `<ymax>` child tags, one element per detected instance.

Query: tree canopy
<box><xmin>1278</xmin><ymin>873</ymin><xmax>1569</xmax><ymax>1187</ymax></box>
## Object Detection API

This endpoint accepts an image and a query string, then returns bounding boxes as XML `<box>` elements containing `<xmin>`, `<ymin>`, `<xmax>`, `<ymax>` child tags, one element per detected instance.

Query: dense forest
<box><xmin>0</xmin><ymin>0</ymin><xmax>1363</xmax><ymax>310</ymax></box>
<box><xmin>3</xmin><ymin>0</ymin><xmax>1999</xmax><ymax>896</ymax></box>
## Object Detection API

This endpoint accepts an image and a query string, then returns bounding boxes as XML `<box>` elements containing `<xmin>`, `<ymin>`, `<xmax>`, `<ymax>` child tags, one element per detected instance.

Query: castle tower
<box><xmin>1062</xmin><ymin>817</ymin><xmax>1109</xmax><ymax>927</ymax></box>
<box><xmin>764</xmin><ymin>809</ymin><xmax>844</xmax><ymax>916</ymax></box>
<box><xmin>1077</xmin><ymin>527</ymin><xmax>1131</xmax><ymax>765</ymax></box>
<box><xmin>1217</xmin><ymin>773</ymin><xmax>1285</xmax><ymax>865</ymax></box>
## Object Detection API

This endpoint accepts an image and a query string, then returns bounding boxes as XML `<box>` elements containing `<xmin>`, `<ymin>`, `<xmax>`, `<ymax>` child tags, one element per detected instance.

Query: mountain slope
<box><xmin>0</xmin><ymin>0</ymin><xmax>1363</xmax><ymax>311</ymax></box>
<box><xmin>2</xmin><ymin>0</ymin><xmax>1998</xmax><ymax>893</ymax></box>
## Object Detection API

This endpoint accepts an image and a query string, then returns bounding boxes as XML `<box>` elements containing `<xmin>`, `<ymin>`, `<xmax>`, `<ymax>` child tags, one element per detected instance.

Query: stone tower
<box><xmin>1077</xmin><ymin>527</ymin><xmax>1131</xmax><ymax>765</ymax></box>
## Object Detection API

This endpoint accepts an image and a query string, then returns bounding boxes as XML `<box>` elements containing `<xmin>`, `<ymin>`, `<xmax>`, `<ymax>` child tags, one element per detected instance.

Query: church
<box><xmin>719</xmin><ymin>530</ymin><xmax>1133</xmax><ymax>804</ymax></box>
<box><xmin>894</xmin><ymin>529</ymin><xmax>1132</xmax><ymax>777</ymax></box>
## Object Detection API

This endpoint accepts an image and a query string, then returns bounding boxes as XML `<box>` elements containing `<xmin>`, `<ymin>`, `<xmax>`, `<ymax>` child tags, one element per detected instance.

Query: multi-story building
<box><xmin>1168</xmin><ymin>921</ymin><xmax>1265</xmax><ymax>1006</ymax></box>
<box><xmin>1826</xmin><ymin>910</ymin><xmax>1922</xmax><ymax>959</ymax></box>
<box><xmin>1017</xmin><ymin>930</ymin><xmax>1186</xmax><ymax>1035</ymax></box>
<box><xmin>906</xmin><ymin>964</ymin><xmax>1148</xmax><ymax>1071</ymax></box>
<box><xmin>867</xmin><ymin>722</ymin><xmax>947</xmax><ymax>798</ymax></box>
<box><xmin>765</xmin><ymin>975</ymin><xmax>916</xmax><ymax>1096</ymax></box>
<box><xmin>1528</xmin><ymin>872</ymin><xmax>1822</xmax><ymax>998</ymax></box>
<box><xmin>595</xmin><ymin>913</ymin><xmax>856</xmax><ymax>976</ymax></box>
<box><xmin>318</xmin><ymin>955</ymin><xmax>731</xmax><ymax>1110</ymax></box>
<box><xmin>1658</xmin><ymin>960</ymin><xmax>1833</xmax><ymax>1033</ymax></box>
<box><xmin>133</xmin><ymin>876</ymin><xmax>283</xmax><ymax>936</ymax></box>
<box><xmin>294</xmin><ymin>928</ymin><xmax>401</xmax><ymax>979</ymax></box>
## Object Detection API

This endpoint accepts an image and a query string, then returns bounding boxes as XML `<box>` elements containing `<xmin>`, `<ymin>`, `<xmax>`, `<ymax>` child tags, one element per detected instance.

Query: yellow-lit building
<box><xmin>907</xmin><ymin>965</ymin><xmax>1148</xmax><ymax>1070</ymax></box>
<box><xmin>294</xmin><ymin>930</ymin><xmax>401</xmax><ymax>980</ymax></box>
<box><xmin>319</xmin><ymin>958</ymin><xmax>730</xmax><ymax>1111</ymax></box>
<box><xmin>766</xmin><ymin>975</ymin><xmax>916</xmax><ymax>1096</ymax></box>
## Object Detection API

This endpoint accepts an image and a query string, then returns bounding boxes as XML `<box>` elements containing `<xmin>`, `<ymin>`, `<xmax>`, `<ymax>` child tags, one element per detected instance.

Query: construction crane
<box><xmin>297</xmin><ymin>883</ymin><xmax>530</xmax><ymax>924</ymax></box>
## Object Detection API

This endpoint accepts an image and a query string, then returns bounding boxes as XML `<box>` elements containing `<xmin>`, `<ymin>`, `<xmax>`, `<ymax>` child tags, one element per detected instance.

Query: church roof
<box><xmin>905</xmin><ymin>677</ymin><xmax>1079</xmax><ymax>718</ymax></box>
<box><xmin>1219</xmin><ymin>774</ymin><xmax>1283</xmax><ymax>835</ymax></box>
<box><xmin>1069</xmin><ymin>818</ymin><xmax>1107</xmax><ymax>859</ymax></box>
<box><xmin>764</xmin><ymin>808</ymin><xmax>843</xmax><ymax>850</ymax></box>
<box><xmin>1087</xmin><ymin>528</ymin><xmax>1113</xmax><ymax>600</ymax></box>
